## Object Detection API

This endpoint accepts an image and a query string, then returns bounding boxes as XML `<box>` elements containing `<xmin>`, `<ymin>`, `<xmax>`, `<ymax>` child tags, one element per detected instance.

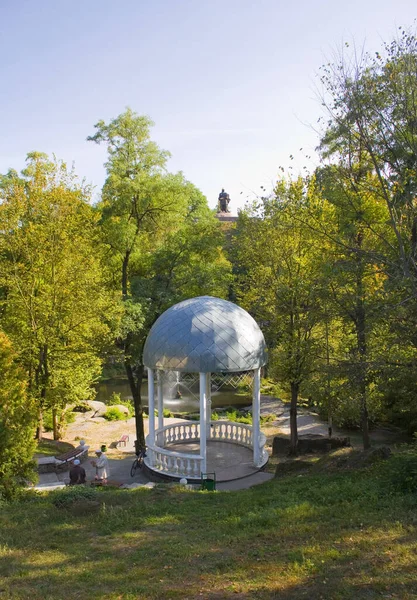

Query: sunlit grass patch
<box><xmin>1</xmin><ymin>448</ymin><xmax>417</xmax><ymax>599</ymax></box>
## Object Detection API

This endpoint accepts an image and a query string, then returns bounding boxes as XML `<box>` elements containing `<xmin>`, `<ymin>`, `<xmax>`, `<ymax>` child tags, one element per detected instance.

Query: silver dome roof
<box><xmin>143</xmin><ymin>296</ymin><xmax>267</xmax><ymax>373</ymax></box>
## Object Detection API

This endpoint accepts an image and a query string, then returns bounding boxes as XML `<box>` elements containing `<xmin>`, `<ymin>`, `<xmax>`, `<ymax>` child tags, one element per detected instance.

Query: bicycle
<box><xmin>130</xmin><ymin>447</ymin><xmax>146</xmax><ymax>477</ymax></box>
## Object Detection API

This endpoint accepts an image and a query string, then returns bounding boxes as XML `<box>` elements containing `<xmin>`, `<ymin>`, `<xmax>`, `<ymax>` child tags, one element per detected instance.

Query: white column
<box><xmin>147</xmin><ymin>368</ymin><xmax>155</xmax><ymax>454</ymax></box>
<box><xmin>199</xmin><ymin>372</ymin><xmax>207</xmax><ymax>474</ymax></box>
<box><xmin>157</xmin><ymin>370</ymin><xmax>164</xmax><ymax>431</ymax></box>
<box><xmin>252</xmin><ymin>368</ymin><xmax>261</xmax><ymax>466</ymax></box>
<box><xmin>205</xmin><ymin>372</ymin><xmax>212</xmax><ymax>440</ymax></box>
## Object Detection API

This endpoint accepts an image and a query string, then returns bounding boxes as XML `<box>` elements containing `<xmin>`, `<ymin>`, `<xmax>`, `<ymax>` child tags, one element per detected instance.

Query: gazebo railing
<box><xmin>145</xmin><ymin>442</ymin><xmax>203</xmax><ymax>478</ymax></box>
<box><xmin>145</xmin><ymin>420</ymin><xmax>267</xmax><ymax>478</ymax></box>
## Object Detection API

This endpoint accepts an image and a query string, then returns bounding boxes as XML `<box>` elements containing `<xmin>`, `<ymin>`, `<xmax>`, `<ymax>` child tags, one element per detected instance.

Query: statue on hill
<box><xmin>218</xmin><ymin>189</ymin><xmax>231</xmax><ymax>213</ymax></box>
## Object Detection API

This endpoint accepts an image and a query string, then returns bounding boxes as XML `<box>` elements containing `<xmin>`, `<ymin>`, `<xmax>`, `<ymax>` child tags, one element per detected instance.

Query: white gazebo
<box><xmin>142</xmin><ymin>296</ymin><xmax>268</xmax><ymax>481</ymax></box>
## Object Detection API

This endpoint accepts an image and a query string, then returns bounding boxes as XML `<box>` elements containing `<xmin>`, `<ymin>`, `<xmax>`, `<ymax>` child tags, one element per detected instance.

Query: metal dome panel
<box><xmin>143</xmin><ymin>296</ymin><xmax>267</xmax><ymax>373</ymax></box>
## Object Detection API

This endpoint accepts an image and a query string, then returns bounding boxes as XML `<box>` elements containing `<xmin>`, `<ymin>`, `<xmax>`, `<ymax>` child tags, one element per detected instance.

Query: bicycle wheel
<box><xmin>137</xmin><ymin>453</ymin><xmax>144</xmax><ymax>469</ymax></box>
<box><xmin>130</xmin><ymin>458</ymin><xmax>138</xmax><ymax>478</ymax></box>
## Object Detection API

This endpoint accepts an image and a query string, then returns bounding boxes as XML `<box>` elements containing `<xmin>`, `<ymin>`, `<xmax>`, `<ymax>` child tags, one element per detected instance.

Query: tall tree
<box><xmin>234</xmin><ymin>178</ymin><xmax>326</xmax><ymax>453</ymax></box>
<box><xmin>0</xmin><ymin>331</ymin><xmax>37</xmax><ymax>499</ymax></box>
<box><xmin>0</xmin><ymin>153</ymin><xmax>119</xmax><ymax>439</ymax></box>
<box><xmin>315</xmin><ymin>168</ymin><xmax>389</xmax><ymax>448</ymax></box>
<box><xmin>319</xmin><ymin>27</ymin><xmax>417</xmax><ymax>297</ymax></box>
<box><xmin>89</xmin><ymin>109</ymin><xmax>231</xmax><ymax>447</ymax></box>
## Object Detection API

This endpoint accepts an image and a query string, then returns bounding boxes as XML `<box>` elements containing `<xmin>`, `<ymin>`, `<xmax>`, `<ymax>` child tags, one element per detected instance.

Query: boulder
<box><xmin>272</xmin><ymin>434</ymin><xmax>351</xmax><ymax>456</ymax></box>
<box><xmin>86</xmin><ymin>400</ymin><xmax>107</xmax><ymax>417</ymax></box>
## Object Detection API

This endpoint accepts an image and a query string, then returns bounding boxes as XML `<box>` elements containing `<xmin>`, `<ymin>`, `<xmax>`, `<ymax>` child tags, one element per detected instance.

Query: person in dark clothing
<box><xmin>69</xmin><ymin>459</ymin><xmax>86</xmax><ymax>485</ymax></box>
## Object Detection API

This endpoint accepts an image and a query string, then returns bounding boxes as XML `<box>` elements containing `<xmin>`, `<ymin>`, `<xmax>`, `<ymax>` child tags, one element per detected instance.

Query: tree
<box><xmin>234</xmin><ymin>178</ymin><xmax>326</xmax><ymax>453</ymax></box>
<box><xmin>317</xmin><ymin>27</ymin><xmax>417</xmax><ymax>440</ymax></box>
<box><xmin>314</xmin><ymin>168</ymin><xmax>389</xmax><ymax>448</ymax></box>
<box><xmin>0</xmin><ymin>331</ymin><xmax>37</xmax><ymax>499</ymax></box>
<box><xmin>0</xmin><ymin>153</ymin><xmax>119</xmax><ymax>439</ymax></box>
<box><xmin>89</xmin><ymin>109</ymin><xmax>231</xmax><ymax>447</ymax></box>
<box><xmin>319</xmin><ymin>27</ymin><xmax>417</xmax><ymax>298</ymax></box>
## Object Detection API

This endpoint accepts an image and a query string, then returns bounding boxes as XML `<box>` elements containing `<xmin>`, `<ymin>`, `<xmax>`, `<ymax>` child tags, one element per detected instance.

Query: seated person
<box><xmin>69</xmin><ymin>459</ymin><xmax>86</xmax><ymax>485</ymax></box>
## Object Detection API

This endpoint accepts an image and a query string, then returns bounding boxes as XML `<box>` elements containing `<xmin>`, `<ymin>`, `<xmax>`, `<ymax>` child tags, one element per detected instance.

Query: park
<box><xmin>1</xmin><ymin>6</ymin><xmax>417</xmax><ymax>599</ymax></box>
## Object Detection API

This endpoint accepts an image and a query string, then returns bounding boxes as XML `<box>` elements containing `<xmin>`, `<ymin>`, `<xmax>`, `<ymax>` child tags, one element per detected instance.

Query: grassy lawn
<box><xmin>35</xmin><ymin>439</ymin><xmax>75</xmax><ymax>457</ymax></box>
<box><xmin>1</xmin><ymin>448</ymin><xmax>417</xmax><ymax>599</ymax></box>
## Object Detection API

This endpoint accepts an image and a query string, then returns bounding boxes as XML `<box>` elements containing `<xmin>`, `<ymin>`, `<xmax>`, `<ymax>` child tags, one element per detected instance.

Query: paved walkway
<box><xmin>34</xmin><ymin>396</ymin><xmax>341</xmax><ymax>492</ymax></box>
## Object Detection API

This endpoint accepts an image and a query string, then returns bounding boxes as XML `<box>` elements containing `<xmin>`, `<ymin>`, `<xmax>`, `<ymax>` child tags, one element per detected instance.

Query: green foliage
<box><xmin>260</xmin><ymin>378</ymin><xmax>283</xmax><ymax>398</ymax></box>
<box><xmin>89</xmin><ymin>108</ymin><xmax>231</xmax><ymax>447</ymax></box>
<box><xmin>0</xmin><ymin>153</ymin><xmax>121</xmax><ymax>440</ymax></box>
<box><xmin>0</xmin><ymin>332</ymin><xmax>37</xmax><ymax>499</ymax></box>
<box><xmin>225</xmin><ymin>409</ymin><xmax>252</xmax><ymax>425</ymax></box>
<box><xmin>377</xmin><ymin>445</ymin><xmax>417</xmax><ymax>494</ymax></box>
<box><xmin>51</xmin><ymin>485</ymin><xmax>99</xmax><ymax>508</ymax></box>
<box><xmin>108</xmin><ymin>392</ymin><xmax>134</xmax><ymax>417</ymax></box>
<box><xmin>42</xmin><ymin>407</ymin><xmax>76</xmax><ymax>433</ymax></box>
<box><xmin>103</xmin><ymin>407</ymin><xmax>126</xmax><ymax>421</ymax></box>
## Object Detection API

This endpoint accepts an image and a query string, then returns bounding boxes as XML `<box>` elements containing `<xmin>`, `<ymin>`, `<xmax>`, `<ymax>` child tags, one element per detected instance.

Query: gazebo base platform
<box><xmin>144</xmin><ymin>440</ymin><xmax>268</xmax><ymax>483</ymax></box>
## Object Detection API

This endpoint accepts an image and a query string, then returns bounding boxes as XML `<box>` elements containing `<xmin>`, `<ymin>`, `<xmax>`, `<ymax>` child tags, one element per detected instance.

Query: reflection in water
<box><xmin>95</xmin><ymin>378</ymin><xmax>251</xmax><ymax>413</ymax></box>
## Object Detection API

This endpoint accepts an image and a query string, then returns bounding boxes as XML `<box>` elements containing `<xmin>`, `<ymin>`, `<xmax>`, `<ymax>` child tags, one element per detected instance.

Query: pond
<box><xmin>95</xmin><ymin>377</ymin><xmax>252</xmax><ymax>413</ymax></box>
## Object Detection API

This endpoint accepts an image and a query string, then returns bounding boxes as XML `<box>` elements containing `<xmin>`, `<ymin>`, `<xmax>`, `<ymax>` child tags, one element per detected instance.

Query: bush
<box><xmin>103</xmin><ymin>407</ymin><xmax>126</xmax><ymax>421</ymax></box>
<box><xmin>108</xmin><ymin>392</ymin><xmax>134</xmax><ymax>416</ymax></box>
<box><xmin>378</xmin><ymin>446</ymin><xmax>417</xmax><ymax>494</ymax></box>
<box><xmin>43</xmin><ymin>407</ymin><xmax>76</xmax><ymax>436</ymax></box>
<box><xmin>226</xmin><ymin>409</ymin><xmax>252</xmax><ymax>425</ymax></box>
<box><xmin>51</xmin><ymin>485</ymin><xmax>99</xmax><ymax>508</ymax></box>
<box><xmin>0</xmin><ymin>332</ymin><xmax>37</xmax><ymax>500</ymax></box>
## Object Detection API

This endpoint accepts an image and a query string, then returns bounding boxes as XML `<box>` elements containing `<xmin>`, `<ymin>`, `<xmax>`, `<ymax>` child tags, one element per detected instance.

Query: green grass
<box><xmin>35</xmin><ymin>439</ymin><xmax>74</xmax><ymax>457</ymax></box>
<box><xmin>1</xmin><ymin>448</ymin><xmax>417</xmax><ymax>599</ymax></box>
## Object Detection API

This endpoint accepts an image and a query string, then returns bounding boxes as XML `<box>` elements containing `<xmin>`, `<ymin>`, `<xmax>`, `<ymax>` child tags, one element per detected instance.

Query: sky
<box><xmin>0</xmin><ymin>0</ymin><xmax>416</xmax><ymax>212</ymax></box>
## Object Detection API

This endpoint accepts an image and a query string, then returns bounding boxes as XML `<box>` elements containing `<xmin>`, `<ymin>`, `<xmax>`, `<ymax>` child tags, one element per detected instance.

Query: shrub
<box><xmin>226</xmin><ymin>409</ymin><xmax>252</xmax><ymax>425</ymax></box>
<box><xmin>378</xmin><ymin>446</ymin><xmax>417</xmax><ymax>494</ymax></box>
<box><xmin>51</xmin><ymin>485</ymin><xmax>99</xmax><ymax>508</ymax></box>
<box><xmin>103</xmin><ymin>407</ymin><xmax>126</xmax><ymax>421</ymax></box>
<box><xmin>108</xmin><ymin>392</ymin><xmax>134</xmax><ymax>417</ymax></box>
<box><xmin>0</xmin><ymin>332</ymin><xmax>37</xmax><ymax>500</ymax></box>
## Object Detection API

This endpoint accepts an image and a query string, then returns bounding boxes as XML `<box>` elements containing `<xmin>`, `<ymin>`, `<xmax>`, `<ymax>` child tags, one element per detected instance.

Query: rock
<box><xmin>86</xmin><ymin>400</ymin><xmax>107</xmax><ymax>417</ymax></box>
<box><xmin>272</xmin><ymin>434</ymin><xmax>351</xmax><ymax>456</ymax></box>
<box><xmin>272</xmin><ymin>436</ymin><xmax>291</xmax><ymax>456</ymax></box>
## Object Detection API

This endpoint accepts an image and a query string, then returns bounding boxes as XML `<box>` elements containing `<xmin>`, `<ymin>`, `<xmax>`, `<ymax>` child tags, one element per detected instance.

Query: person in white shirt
<box><xmin>91</xmin><ymin>449</ymin><xmax>109</xmax><ymax>483</ymax></box>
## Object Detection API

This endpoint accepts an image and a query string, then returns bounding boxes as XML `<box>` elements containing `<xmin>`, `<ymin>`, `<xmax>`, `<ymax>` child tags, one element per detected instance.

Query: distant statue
<box><xmin>218</xmin><ymin>189</ymin><xmax>230</xmax><ymax>213</ymax></box>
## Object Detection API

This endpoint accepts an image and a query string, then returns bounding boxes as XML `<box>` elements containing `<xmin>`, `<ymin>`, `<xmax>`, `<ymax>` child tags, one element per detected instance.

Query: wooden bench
<box><xmin>55</xmin><ymin>445</ymin><xmax>89</xmax><ymax>466</ymax></box>
<box><xmin>38</xmin><ymin>444</ymin><xmax>89</xmax><ymax>474</ymax></box>
<box><xmin>117</xmin><ymin>434</ymin><xmax>129</xmax><ymax>447</ymax></box>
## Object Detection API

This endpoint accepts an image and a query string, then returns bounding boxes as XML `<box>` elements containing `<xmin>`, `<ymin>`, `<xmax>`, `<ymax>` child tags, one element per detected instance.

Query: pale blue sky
<box><xmin>0</xmin><ymin>1</ymin><xmax>416</xmax><ymax>211</ymax></box>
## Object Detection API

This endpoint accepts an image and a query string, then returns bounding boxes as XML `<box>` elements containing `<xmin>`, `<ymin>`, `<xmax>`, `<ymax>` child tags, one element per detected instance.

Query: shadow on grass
<box><xmin>1</xmin><ymin>465</ymin><xmax>417</xmax><ymax>599</ymax></box>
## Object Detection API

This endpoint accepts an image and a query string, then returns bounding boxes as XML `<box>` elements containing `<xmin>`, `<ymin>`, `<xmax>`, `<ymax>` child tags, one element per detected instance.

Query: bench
<box><xmin>117</xmin><ymin>434</ymin><xmax>129</xmax><ymax>447</ymax></box>
<box><xmin>37</xmin><ymin>444</ymin><xmax>89</xmax><ymax>474</ymax></box>
<box><xmin>55</xmin><ymin>444</ymin><xmax>89</xmax><ymax>472</ymax></box>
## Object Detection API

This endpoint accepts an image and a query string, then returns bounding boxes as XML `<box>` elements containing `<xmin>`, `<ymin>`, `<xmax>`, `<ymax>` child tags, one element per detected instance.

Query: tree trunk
<box><xmin>52</xmin><ymin>407</ymin><xmax>59</xmax><ymax>441</ymax></box>
<box><xmin>289</xmin><ymin>381</ymin><xmax>299</xmax><ymax>455</ymax></box>
<box><xmin>355</xmin><ymin>234</ymin><xmax>371</xmax><ymax>450</ymax></box>
<box><xmin>122</xmin><ymin>251</ymin><xmax>131</xmax><ymax>299</ymax></box>
<box><xmin>125</xmin><ymin>360</ymin><xmax>145</xmax><ymax>448</ymax></box>
<box><xmin>36</xmin><ymin>410</ymin><xmax>43</xmax><ymax>442</ymax></box>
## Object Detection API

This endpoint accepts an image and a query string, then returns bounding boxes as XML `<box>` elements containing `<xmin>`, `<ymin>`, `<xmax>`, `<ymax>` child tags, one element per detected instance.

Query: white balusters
<box><xmin>146</xmin><ymin>418</ymin><xmax>266</xmax><ymax>478</ymax></box>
